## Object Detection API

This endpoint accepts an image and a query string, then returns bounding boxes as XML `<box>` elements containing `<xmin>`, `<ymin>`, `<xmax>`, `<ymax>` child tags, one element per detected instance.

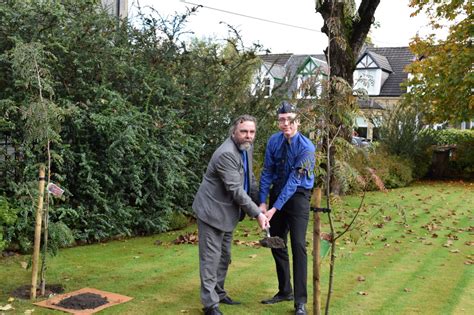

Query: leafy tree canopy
<box><xmin>405</xmin><ymin>0</ymin><xmax>473</xmax><ymax>123</ymax></box>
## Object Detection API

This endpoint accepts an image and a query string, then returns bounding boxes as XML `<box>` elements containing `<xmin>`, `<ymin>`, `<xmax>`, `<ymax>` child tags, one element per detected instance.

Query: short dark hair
<box><xmin>229</xmin><ymin>114</ymin><xmax>257</xmax><ymax>136</ymax></box>
<box><xmin>277</xmin><ymin>101</ymin><xmax>296</xmax><ymax>115</ymax></box>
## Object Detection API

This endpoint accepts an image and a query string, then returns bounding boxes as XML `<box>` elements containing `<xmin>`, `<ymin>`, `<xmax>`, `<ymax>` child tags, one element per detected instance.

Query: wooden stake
<box><xmin>312</xmin><ymin>187</ymin><xmax>322</xmax><ymax>315</ymax></box>
<box><xmin>31</xmin><ymin>165</ymin><xmax>45</xmax><ymax>300</ymax></box>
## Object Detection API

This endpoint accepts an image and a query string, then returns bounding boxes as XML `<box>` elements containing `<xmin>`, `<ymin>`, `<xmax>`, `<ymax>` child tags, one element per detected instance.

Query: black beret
<box><xmin>277</xmin><ymin>101</ymin><xmax>296</xmax><ymax>114</ymax></box>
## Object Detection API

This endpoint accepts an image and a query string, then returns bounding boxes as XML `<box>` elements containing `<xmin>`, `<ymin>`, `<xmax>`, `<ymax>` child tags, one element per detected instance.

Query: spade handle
<box><xmin>265</xmin><ymin>227</ymin><xmax>270</xmax><ymax>237</ymax></box>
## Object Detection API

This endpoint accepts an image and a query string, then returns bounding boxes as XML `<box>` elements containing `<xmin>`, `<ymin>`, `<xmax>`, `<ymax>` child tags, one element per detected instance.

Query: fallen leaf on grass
<box><xmin>364</xmin><ymin>252</ymin><xmax>373</xmax><ymax>256</ymax></box>
<box><xmin>173</xmin><ymin>232</ymin><xmax>199</xmax><ymax>245</ymax></box>
<box><xmin>465</xmin><ymin>241</ymin><xmax>474</xmax><ymax>246</ymax></box>
<box><xmin>357</xmin><ymin>291</ymin><xmax>368</xmax><ymax>296</ymax></box>
<box><xmin>249</xmin><ymin>254</ymin><xmax>257</xmax><ymax>259</ymax></box>
<box><xmin>464</xmin><ymin>260</ymin><xmax>473</xmax><ymax>265</ymax></box>
<box><xmin>7</xmin><ymin>297</ymin><xmax>14</xmax><ymax>303</ymax></box>
<box><xmin>24</xmin><ymin>309</ymin><xmax>34</xmax><ymax>315</ymax></box>
<box><xmin>443</xmin><ymin>240</ymin><xmax>454</xmax><ymax>247</ymax></box>
<box><xmin>421</xmin><ymin>223</ymin><xmax>439</xmax><ymax>231</ymax></box>
<box><xmin>357</xmin><ymin>276</ymin><xmax>366</xmax><ymax>282</ymax></box>
<box><xmin>404</xmin><ymin>288</ymin><xmax>412</xmax><ymax>292</ymax></box>
<box><xmin>20</xmin><ymin>261</ymin><xmax>28</xmax><ymax>269</ymax></box>
<box><xmin>180</xmin><ymin>310</ymin><xmax>189</xmax><ymax>313</ymax></box>
<box><xmin>234</xmin><ymin>240</ymin><xmax>261</xmax><ymax>247</ymax></box>
<box><xmin>0</xmin><ymin>304</ymin><xmax>14</xmax><ymax>311</ymax></box>
<box><xmin>450</xmin><ymin>249</ymin><xmax>460</xmax><ymax>253</ymax></box>
<box><xmin>446</xmin><ymin>233</ymin><xmax>459</xmax><ymax>240</ymax></box>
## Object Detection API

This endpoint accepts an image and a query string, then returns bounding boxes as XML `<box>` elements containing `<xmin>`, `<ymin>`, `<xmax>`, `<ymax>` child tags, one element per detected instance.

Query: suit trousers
<box><xmin>197</xmin><ymin>218</ymin><xmax>233</xmax><ymax>308</ymax></box>
<box><xmin>269</xmin><ymin>188</ymin><xmax>311</xmax><ymax>304</ymax></box>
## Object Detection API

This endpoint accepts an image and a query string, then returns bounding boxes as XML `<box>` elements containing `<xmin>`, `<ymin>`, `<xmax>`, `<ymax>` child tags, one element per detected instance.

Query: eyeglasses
<box><xmin>277</xmin><ymin>117</ymin><xmax>297</xmax><ymax>125</ymax></box>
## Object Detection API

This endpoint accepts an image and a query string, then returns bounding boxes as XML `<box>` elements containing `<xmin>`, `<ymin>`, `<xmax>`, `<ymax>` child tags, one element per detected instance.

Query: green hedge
<box><xmin>0</xmin><ymin>0</ymin><xmax>271</xmax><ymax>251</ymax></box>
<box><xmin>423</xmin><ymin>128</ymin><xmax>474</xmax><ymax>145</ymax></box>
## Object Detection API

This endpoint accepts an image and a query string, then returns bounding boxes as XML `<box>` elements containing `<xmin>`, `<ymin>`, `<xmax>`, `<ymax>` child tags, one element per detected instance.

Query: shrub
<box><xmin>344</xmin><ymin>146</ymin><xmax>413</xmax><ymax>193</ymax></box>
<box><xmin>46</xmin><ymin>221</ymin><xmax>75</xmax><ymax>255</ymax></box>
<box><xmin>378</xmin><ymin>106</ymin><xmax>434</xmax><ymax>179</ymax></box>
<box><xmin>0</xmin><ymin>196</ymin><xmax>18</xmax><ymax>252</ymax></box>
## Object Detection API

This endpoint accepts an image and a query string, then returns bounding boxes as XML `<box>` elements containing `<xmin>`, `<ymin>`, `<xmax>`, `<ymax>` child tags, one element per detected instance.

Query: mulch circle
<box><xmin>10</xmin><ymin>284</ymin><xmax>65</xmax><ymax>299</ymax></box>
<box><xmin>54</xmin><ymin>292</ymin><xmax>108</xmax><ymax>310</ymax></box>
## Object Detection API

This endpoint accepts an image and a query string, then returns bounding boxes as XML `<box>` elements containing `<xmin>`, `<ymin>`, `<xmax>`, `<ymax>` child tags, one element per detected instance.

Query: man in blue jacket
<box><xmin>259</xmin><ymin>102</ymin><xmax>315</xmax><ymax>315</ymax></box>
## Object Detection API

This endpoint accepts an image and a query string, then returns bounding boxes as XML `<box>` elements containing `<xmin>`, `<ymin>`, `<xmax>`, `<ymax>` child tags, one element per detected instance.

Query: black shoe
<box><xmin>220</xmin><ymin>296</ymin><xmax>241</xmax><ymax>305</ymax></box>
<box><xmin>261</xmin><ymin>293</ymin><xmax>294</xmax><ymax>304</ymax></box>
<box><xmin>295</xmin><ymin>303</ymin><xmax>307</xmax><ymax>315</ymax></box>
<box><xmin>203</xmin><ymin>304</ymin><xmax>223</xmax><ymax>315</ymax></box>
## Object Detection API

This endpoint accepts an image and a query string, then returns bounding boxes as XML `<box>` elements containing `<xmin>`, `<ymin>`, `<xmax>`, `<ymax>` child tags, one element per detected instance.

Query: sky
<box><xmin>128</xmin><ymin>0</ymin><xmax>443</xmax><ymax>54</ymax></box>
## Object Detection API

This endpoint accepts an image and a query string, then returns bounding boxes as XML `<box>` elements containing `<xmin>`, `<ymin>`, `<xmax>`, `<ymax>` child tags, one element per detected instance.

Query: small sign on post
<box><xmin>47</xmin><ymin>183</ymin><xmax>64</xmax><ymax>197</ymax></box>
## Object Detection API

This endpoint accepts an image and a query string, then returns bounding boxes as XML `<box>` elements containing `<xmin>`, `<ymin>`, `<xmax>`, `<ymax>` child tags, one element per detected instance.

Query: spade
<box><xmin>259</xmin><ymin>227</ymin><xmax>286</xmax><ymax>249</ymax></box>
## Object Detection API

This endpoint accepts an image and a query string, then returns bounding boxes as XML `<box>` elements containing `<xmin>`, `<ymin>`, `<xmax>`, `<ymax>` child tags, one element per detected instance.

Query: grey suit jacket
<box><xmin>193</xmin><ymin>137</ymin><xmax>260</xmax><ymax>232</ymax></box>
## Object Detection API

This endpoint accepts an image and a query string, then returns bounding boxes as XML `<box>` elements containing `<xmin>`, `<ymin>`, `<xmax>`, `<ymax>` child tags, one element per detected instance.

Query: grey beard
<box><xmin>239</xmin><ymin>142</ymin><xmax>251</xmax><ymax>151</ymax></box>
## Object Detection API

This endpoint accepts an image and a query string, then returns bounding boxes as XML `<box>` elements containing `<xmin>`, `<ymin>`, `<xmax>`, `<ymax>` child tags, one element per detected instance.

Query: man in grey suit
<box><xmin>193</xmin><ymin>114</ymin><xmax>269</xmax><ymax>315</ymax></box>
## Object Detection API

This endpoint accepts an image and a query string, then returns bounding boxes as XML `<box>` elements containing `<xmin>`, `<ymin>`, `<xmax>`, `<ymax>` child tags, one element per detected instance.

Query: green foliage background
<box><xmin>0</xmin><ymin>0</ymin><xmax>275</xmax><ymax>250</ymax></box>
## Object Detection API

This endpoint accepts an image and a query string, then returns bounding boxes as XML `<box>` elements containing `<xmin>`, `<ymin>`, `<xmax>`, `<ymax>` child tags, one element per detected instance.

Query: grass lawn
<box><xmin>0</xmin><ymin>180</ymin><xmax>472</xmax><ymax>314</ymax></box>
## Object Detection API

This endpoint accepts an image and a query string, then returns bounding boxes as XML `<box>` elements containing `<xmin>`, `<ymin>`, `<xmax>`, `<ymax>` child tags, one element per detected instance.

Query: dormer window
<box><xmin>354</xmin><ymin>52</ymin><xmax>392</xmax><ymax>96</ymax></box>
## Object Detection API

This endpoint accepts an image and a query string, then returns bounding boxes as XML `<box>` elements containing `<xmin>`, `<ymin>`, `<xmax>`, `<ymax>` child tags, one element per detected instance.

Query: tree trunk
<box><xmin>312</xmin><ymin>188</ymin><xmax>322</xmax><ymax>315</ymax></box>
<box><xmin>31</xmin><ymin>165</ymin><xmax>46</xmax><ymax>300</ymax></box>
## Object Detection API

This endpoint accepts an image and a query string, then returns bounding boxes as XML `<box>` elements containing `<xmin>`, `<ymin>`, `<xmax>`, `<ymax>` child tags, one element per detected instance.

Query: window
<box><xmin>263</xmin><ymin>77</ymin><xmax>272</xmax><ymax>97</ymax></box>
<box><xmin>353</xmin><ymin>70</ymin><xmax>376</xmax><ymax>93</ymax></box>
<box><xmin>355</xmin><ymin>127</ymin><xmax>368</xmax><ymax>138</ymax></box>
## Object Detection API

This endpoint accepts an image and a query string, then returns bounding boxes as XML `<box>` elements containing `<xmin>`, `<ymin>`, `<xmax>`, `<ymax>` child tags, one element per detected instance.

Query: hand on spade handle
<box><xmin>265</xmin><ymin>207</ymin><xmax>277</xmax><ymax>222</ymax></box>
<box><xmin>256</xmin><ymin>212</ymin><xmax>270</xmax><ymax>230</ymax></box>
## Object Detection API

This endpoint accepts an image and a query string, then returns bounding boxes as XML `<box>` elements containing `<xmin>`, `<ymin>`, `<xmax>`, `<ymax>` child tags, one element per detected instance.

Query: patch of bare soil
<box><xmin>11</xmin><ymin>284</ymin><xmax>65</xmax><ymax>299</ymax></box>
<box><xmin>54</xmin><ymin>292</ymin><xmax>108</xmax><ymax>310</ymax></box>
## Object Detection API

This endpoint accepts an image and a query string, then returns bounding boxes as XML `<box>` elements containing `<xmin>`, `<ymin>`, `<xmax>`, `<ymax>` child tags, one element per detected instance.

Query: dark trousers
<box><xmin>270</xmin><ymin>188</ymin><xmax>311</xmax><ymax>304</ymax></box>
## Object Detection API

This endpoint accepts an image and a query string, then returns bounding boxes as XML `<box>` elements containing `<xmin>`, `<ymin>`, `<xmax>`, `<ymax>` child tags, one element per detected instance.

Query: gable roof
<box><xmin>260</xmin><ymin>53</ymin><xmax>293</xmax><ymax>67</ymax></box>
<box><xmin>259</xmin><ymin>47</ymin><xmax>414</xmax><ymax>97</ymax></box>
<box><xmin>262</xmin><ymin>62</ymin><xmax>287</xmax><ymax>80</ymax></box>
<box><xmin>364</xmin><ymin>47</ymin><xmax>414</xmax><ymax>96</ymax></box>
<box><xmin>286</xmin><ymin>54</ymin><xmax>328</xmax><ymax>94</ymax></box>
<box><xmin>357</xmin><ymin>51</ymin><xmax>393</xmax><ymax>72</ymax></box>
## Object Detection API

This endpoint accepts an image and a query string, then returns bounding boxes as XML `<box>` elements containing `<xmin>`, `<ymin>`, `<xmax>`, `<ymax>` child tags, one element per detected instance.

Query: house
<box><xmin>101</xmin><ymin>0</ymin><xmax>128</xmax><ymax>18</ymax></box>
<box><xmin>255</xmin><ymin>46</ymin><xmax>416</xmax><ymax>140</ymax></box>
